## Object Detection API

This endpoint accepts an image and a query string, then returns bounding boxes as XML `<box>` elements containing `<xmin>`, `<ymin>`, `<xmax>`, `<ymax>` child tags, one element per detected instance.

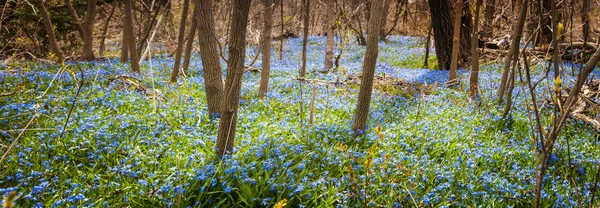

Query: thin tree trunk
<box><xmin>196</xmin><ymin>0</ymin><xmax>224</xmax><ymax>117</ymax></box>
<box><xmin>497</xmin><ymin>0</ymin><xmax>528</xmax><ymax>104</ymax></box>
<box><xmin>424</xmin><ymin>24</ymin><xmax>432</xmax><ymax>68</ymax></box>
<box><xmin>124</xmin><ymin>0</ymin><xmax>140</xmax><ymax>73</ymax></box>
<box><xmin>121</xmin><ymin>4</ymin><xmax>130</xmax><ymax>64</ymax></box>
<box><xmin>216</xmin><ymin>0</ymin><xmax>251</xmax><ymax>156</ymax></box>
<box><xmin>139</xmin><ymin>13</ymin><xmax>164</xmax><ymax>64</ymax></box>
<box><xmin>279</xmin><ymin>0</ymin><xmax>284</xmax><ymax>60</ymax></box>
<box><xmin>259</xmin><ymin>0</ymin><xmax>274</xmax><ymax>97</ymax></box>
<box><xmin>481</xmin><ymin>0</ymin><xmax>495</xmax><ymax>40</ymax></box>
<box><xmin>182</xmin><ymin>3</ymin><xmax>198</xmax><ymax>73</ymax></box>
<box><xmin>33</xmin><ymin>0</ymin><xmax>64</xmax><ymax>63</ymax></box>
<box><xmin>300</xmin><ymin>0</ymin><xmax>310</xmax><ymax>78</ymax></box>
<box><xmin>351</xmin><ymin>0</ymin><xmax>386</xmax><ymax>135</ymax></box>
<box><xmin>449</xmin><ymin>0</ymin><xmax>462</xmax><ymax>81</ymax></box>
<box><xmin>99</xmin><ymin>2</ymin><xmax>117</xmax><ymax>57</ymax></box>
<box><xmin>137</xmin><ymin>3</ymin><xmax>163</xmax><ymax>57</ymax></box>
<box><xmin>459</xmin><ymin>0</ymin><xmax>472</xmax><ymax>67</ymax></box>
<box><xmin>428</xmin><ymin>0</ymin><xmax>453</xmax><ymax>70</ymax></box>
<box><xmin>64</xmin><ymin>0</ymin><xmax>84</xmax><ymax>40</ymax></box>
<box><xmin>470</xmin><ymin>0</ymin><xmax>483</xmax><ymax>97</ymax></box>
<box><xmin>550</xmin><ymin>0</ymin><xmax>559</xmax><ymax>81</ymax></box>
<box><xmin>324</xmin><ymin>0</ymin><xmax>335</xmax><ymax>70</ymax></box>
<box><xmin>81</xmin><ymin>0</ymin><xmax>97</xmax><ymax>61</ymax></box>
<box><xmin>171</xmin><ymin>0</ymin><xmax>191</xmax><ymax>82</ymax></box>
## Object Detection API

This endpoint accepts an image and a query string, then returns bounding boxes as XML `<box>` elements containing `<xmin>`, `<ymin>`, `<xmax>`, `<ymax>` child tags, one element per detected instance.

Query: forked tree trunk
<box><xmin>64</xmin><ymin>0</ymin><xmax>84</xmax><ymax>40</ymax></box>
<box><xmin>182</xmin><ymin>3</ymin><xmax>198</xmax><ymax>73</ymax></box>
<box><xmin>216</xmin><ymin>0</ymin><xmax>251</xmax><ymax>156</ymax></box>
<box><xmin>34</xmin><ymin>0</ymin><xmax>64</xmax><ymax>63</ymax></box>
<box><xmin>449</xmin><ymin>0</ymin><xmax>462</xmax><ymax>81</ymax></box>
<box><xmin>481</xmin><ymin>0</ymin><xmax>495</xmax><ymax>40</ymax></box>
<box><xmin>99</xmin><ymin>2</ymin><xmax>117</xmax><ymax>57</ymax></box>
<box><xmin>196</xmin><ymin>0</ymin><xmax>224</xmax><ymax>117</ymax></box>
<box><xmin>351</xmin><ymin>0</ymin><xmax>386</xmax><ymax>135</ymax></box>
<box><xmin>124</xmin><ymin>0</ymin><xmax>140</xmax><ymax>73</ymax></box>
<box><xmin>171</xmin><ymin>0</ymin><xmax>191</xmax><ymax>82</ymax></box>
<box><xmin>259</xmin><ymin>0</ymin><xmax>274</xmax><ymax>97</ymax></box>
<box><xmin>81</xmin><ymin>0</ymin><xmax>97</xmax><ymax>61</ymax></box>
<box><xmin>300</xmin><ymin>0</ymin><xmax>310</xmax><ymax>78</ymax></box>
<box><xmin>497</xmin><ymin>0</ymin><xmax>528</xmax><ymax>104</ymax></box>
<box><xmin>324</xmin><ymin>0</ymin><xmax>335</xmax><ymax>69</ymax></box>
<box><xmin>470</xmin><ymin>0</ymin><xmax>483</xmax><ymax>97</ymax></box>
<box><xmin>428</xmin><ymin>0</ymin><xmax>453</xmax><ymax>70</ymax></box>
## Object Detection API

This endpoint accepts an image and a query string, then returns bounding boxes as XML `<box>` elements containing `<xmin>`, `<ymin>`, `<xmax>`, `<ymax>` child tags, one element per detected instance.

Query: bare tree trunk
<box><xmin>449</xmin><ymin>0</ymin><xmax>462</xmax><ymax>81</ymax></box>
<box><xmin>279</xmin><ymin>0</ymin><xmax>284</xmax><ymax>60</ymax></box>
<box><xmin>121</xmin><ymin>4</ymin><xmax>130</xmax><ymax>64</ymax></box>
<box><xmin>216</xmin><ymin>0</ymin><xmax>251</xmax><ymax>156</ymax></box>
<box><xmin>300</xmin><ymin>0</ymin><xmax>310</xmax><ymax>78</ymax></box>
<box><xmin>64</xmin><ymin>0</ymin><xmax>84</xmax><ymax>40</ymax></box>
<box><xmin>481</xmin><ymin>0</ymin><xmax>495</xmax><ymax>40</ymax></box>
<box><xmin>428</xmin><ymin>0</ymin><xmax>453</xmax><ymax>70</ymax></box>
<box><xmin>497</xmin><ymin>0</ymin><xmax>528</xmax><ymax>104</ymax></box>
<box><xmin>259</xmin><ymin>0</ymin><xmax>274</xmax><ymax>97</ymax></box>
<box><xmin>324</xmin><ymin>0</ymin><xmax>335</xmax><ymax>70</ymax></box>
<box><xmin>550</xmin><ymin>0</ymin><xmax>559</xmax><ymax>80</ymax></box>
<box><xmin>424</xmin><ymin>24</ymin><xmax>432</xmax><ymax>68</ymax></box>
<box><xmin>139</xmin><ymin>13</ymin><xmax>164</xmax><ymax>64</ymax></box>
<box><xmin>196</xmin><ymin>0</ymin><xmax>224</xmax><ymax>118</ymax></box>
<box><xmin>81</xmin><ymin>0</ymin><xmax>97</xmax><ymax>61</ymax></box>
<box><xmin>380</xmin><ymin>2</ymin><xmax>390</xmax><ymax>41</ymax></box>
<box><xmin>351</xmin><ymin>0</ymin><xmax>386</xmax><ymax>135</ymax></box>
<box><xmin>459</xmin><ymin>0</ymin><xmax>472</xmax><ymax>67</ymax></box>
<box><xmin>124</xmin><ymin>0</ymin><xmax>140</xmax><ymax>73</ymax></box>
<box><xmin>99</xmin><ymin>2</ymin><xmax>117</xmax><ymax>57</ymax></box>
<box><xmin>470</xmin><ymin>0</ymin><xmax>483</xmax><ymax>97</ymax></box>
<box><xmin>182</xmin><ymin>3</ymin><xmax>198</xmax><ymax>73</ymax></box>
<box><xmin>33</xmin><ymin>0</ymin><xmax>64</xmax><ymax>63</ymax></box>
<box><xmin>171</xmin><ymin>0</ymin><xmax>191</xmax><ymax>82</ymax></box>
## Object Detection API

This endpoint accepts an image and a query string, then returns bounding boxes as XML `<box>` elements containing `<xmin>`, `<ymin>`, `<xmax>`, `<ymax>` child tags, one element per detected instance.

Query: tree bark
<box><xmin>497</xmin><ymin>0</ymin><xmax>528</xmax><ymax>104</ymax></box>
<box><xmin>121</xmin><ymin>3</ymin><xmax>129</xmax><ymax>64</ymax></box>
<box><xmin>216</xmin><ymin>0</ymin><xmax>251</xmax><ymax>156</ymax></box>
<box><xmin>64</xmin><ymin>0</ymin><xmax>84</xmax><ymax>40</ymax></box>
<box><xmin>81</xmin><ymin>0</ymin><xmax>97</xmax><ymax>61</ymax></box>
<box><xmin>171</xmin><ymin>0</ymin><xmax>191</xmax><ymax>82</ymax></box>
<box><xmin>428</xmin><ymin>0</ymin><xmax>453</xmax><ymax>70</ymax></box>
<box><xmin>124</xmin><ymin>0</ymin><xmax>140</xmax><ymax>73</ymax></box>
<box><xmin>459</xmin><ymin>0</ymin><xmax>472</xmax><ymax>67</ymax></box>
<box><xmin>449</xmin><ymin>0</ymin><xmax>462</xmax><ymax>81</ymax></box>
<box><xmin>196</xmin><ymin>0</ymin><xmax>224</xmax><ymax>118</ymax></box>
<box><xmin>481</xmin><ymin>0</ymin><xmax>495</xmax><ymax>40</ymax></box>
<box><xmin>33</xmin><ymin>0</ymin><xmax>64</xmax><ymax>63</ymax></box>
<box><xmin>259</xmin><ymin>0</ymin><xmax>274</xmax><ymax>97</ymax></box>
<box><xmin>352</xmin><ymin>0</ymin><xmax>386</xmax><ymax>135</ymax></box>
<box><xmin>300</xmin><ymin>0</ymin><xmax>310</xmax><ymax>78</ymax></box>
<box><xmin>324</xmin><ymin>0</ymin><xmax>335</xmax><ymax>69</ymax></box>
<box><xmin>379</xmin><ymin>2</ymin><xmax>390</xmax><ymax>41</ymax></box>
<box><xmin>182</xmin><ymin>2</ymin><xmax>198</xmax><ymax>73</ymax></box>
<box><xmin>470</xmin><ymin>0</ymin><xmax>483</xmax><ymax>97</ymax></box>
<box><xmin>99</xmin><ymin>2</ymin><xmax>117</xmax><ymax>57</ymax></box>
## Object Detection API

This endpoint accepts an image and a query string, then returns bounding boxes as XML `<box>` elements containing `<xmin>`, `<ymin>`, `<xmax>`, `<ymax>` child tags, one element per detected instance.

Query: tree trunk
<box><xmin>324</xmin><ymin>0</ymin><xmax>335</xmax><ymax>69</ymax></box>
<box><xmin>449</xmin><ymin>0</ymin><xmax>462</xmax><ymax>81</ymax></box>
<box><xmin>550</xmin><ymin>0</ymin><xmax>559</xmax><ymax>80</ymax></box>
<box><xmin>481</xmin><ymin>0</ymin><xmax>495</xmax><ymax>40</ymax></box>
<box><xmin>64</xmin><ymin>0</ymin><xmax>84</xmax><ymax>40</ymax></box>
<box><xmin>539</xmin><ymin>0</ymin><xmax>551</xmax><ymax>45</ymax></box>
<box><xmin>33</xmin><ymin>0</ymin><xmax>64</xmax><ymax>63</ymax></box>
<box><xmin>380</xmin><ymin>2</ymin><xmax>390</xmax><ymax>41</ymax></box>
<box><xmin>81</xmin><ymin>0</ymin><xmax>97</xmax><ymax>61</ymax></box>
<box><xmin>171</xmin><ymin>0</ymin><xmax>191</xmax><ymax>82</ymax></box>
<box><xmin>196</xmin><ymin>0</ymin><xmax>224</xmax><ymax>118</ymax></box>
<box><xmin>99</xmin><ymin>2</ymin><xmax>117</xmax><ymax>57</ymax></box>
<box><xmin>259</xmin><ymin>0</ymin><xmax>274</xmax><ymax>97</ymax></box>
<box><xmin>459</xmin><ymin>0</ymin><xmax>472</xmax><ymax>67</ymax></box>
<box><xmin>279</xmin><ymin>0</ymin><xmax>284</xmax><ymax>60</ymax></box>
<box><xmin>300</xmin><ymin>0</ymin><xmax>310</xmax><ymax>78</ymax></box>
<box><xmin>470</xmin><ymin>0</ymin><xmax>483</xmax><ymax>97</ymax></box>
<box><xmin>182</xmin><ymin>2</ymin><xmax>198</xmax><ymax>73</ymax></box>
<box><xmin>124</xmin><ymin>0</ymin><xmax>140</xmax><ymax>73</ymax></box>
<box><xmin>121</xmin><ymin>4</ymin><xmax>130</xmax><ymax>64</ymax></box>
<box><xmin>428</xmin><ymin>0</ymin><xmax>453</xmax><ymax>70</ymax></box>
<box><xmin>352</xmin><ymin>0</ymin><xmax>386</xmax><ymax>135</ymax></box>
<box><xmin>216</xmin><ymin>0</ymin><xmax>251</xmax><ymax>156</ymax></box>
<box><xmin>497</xmin><ymin>0</ymin><xmax>528</xmax><ymax>104</ymax></box>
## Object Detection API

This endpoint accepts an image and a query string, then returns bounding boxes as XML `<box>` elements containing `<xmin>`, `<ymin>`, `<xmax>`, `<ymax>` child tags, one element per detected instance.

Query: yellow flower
<box><xmin>557</xmin><ymin>23</ymin><xmax>564</xmax><ymax>40</ymax></box>
<box><xmin>2</xmin><ymin>191</ymin><xmax>18</xmax><ymax>208</ymax></box>
<box><xmin>273</xmin><ymin>198</ymin><xmax>287</xmax><ymax>208</ymax></box>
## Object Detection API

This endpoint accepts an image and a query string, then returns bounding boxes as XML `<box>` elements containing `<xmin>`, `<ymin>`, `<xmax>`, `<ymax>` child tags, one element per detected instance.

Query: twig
<box><xmin>0</xmin><ymin>113</ymin><xmax>38</xmax><ymax>164</ymax></box>
<box><xmin>59</xmin><ymin>62</ymin><xmax>85</xmax><ymax>139</ymax></box>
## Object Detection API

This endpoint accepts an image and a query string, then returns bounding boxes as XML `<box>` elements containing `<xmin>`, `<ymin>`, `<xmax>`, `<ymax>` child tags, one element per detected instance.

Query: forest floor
<box><xmin>1</xmin><ymin>36</ymin><xmax>599</xmax><ymax>207</ymax></box>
